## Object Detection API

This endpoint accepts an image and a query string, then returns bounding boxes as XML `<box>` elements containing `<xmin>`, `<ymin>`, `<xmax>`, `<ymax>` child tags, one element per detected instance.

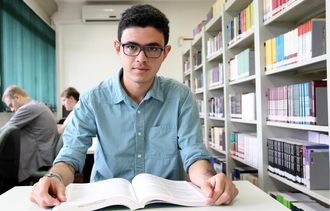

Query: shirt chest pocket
<box><xmin>145</xmin><ymin>125</ymin><xmax>177</xmax><ymax>159</ymax></box>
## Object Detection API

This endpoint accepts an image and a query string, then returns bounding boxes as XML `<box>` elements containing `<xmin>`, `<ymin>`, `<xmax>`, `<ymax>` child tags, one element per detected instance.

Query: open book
<box><xmin>52</xmin><ymin>173</ymin><xmax>209</xmax><ymax>211</ymax></box>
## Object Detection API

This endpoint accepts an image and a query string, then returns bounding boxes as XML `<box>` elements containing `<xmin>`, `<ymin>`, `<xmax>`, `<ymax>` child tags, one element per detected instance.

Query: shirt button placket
<box><xmin>135</xmin><ymin>107</ymin><xmax>144</xmax><ymax>175</ymax></box>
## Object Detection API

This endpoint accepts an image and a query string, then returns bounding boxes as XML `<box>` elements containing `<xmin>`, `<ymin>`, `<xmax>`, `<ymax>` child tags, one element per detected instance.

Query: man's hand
<box><xmin>29</xmin><ymin>177</ymin><xmax>67</xmax><ymax>208</ymax></box>
<box><xmin>200</xmin><ymin>173</ymin><xmax>238</xmax><ymax>205</ymax></box>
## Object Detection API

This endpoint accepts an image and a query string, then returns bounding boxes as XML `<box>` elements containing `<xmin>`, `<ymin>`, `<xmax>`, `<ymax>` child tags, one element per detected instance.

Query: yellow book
<box><xmin>251</xmin><ymin>1</ymin><xmax>254</xmax><ymax>28</ymax></box>
<box><xmin>265</xmin><ymin>39</ymin><xmax>272</xmax><ymax>71</ymax></box>
<box><xmin>213</xmin><ymin>2</ymin><xmax>217</xmax><ymax>17</ymax></box>
<box><xmin>246</xmin><ymin>4</ymin><xmax>250</xmax><ymax>31</ymax></box>
<box><xmin>271</xmin><ymin>37</ymin><xmax>276</xmax><ymax>70</ymax></box>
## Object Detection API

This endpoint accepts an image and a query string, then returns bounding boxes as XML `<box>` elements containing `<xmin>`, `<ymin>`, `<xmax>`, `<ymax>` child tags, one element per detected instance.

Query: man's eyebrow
<box><xmin>124</xmin><ymin>41</ymin><xmax>163</xmax><ymax>47</ymax></box>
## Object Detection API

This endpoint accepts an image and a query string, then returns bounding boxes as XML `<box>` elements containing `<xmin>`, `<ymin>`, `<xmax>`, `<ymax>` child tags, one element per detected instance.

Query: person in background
<box><xmin>0</xmin><ymin>85</ymin><xmax>58</xmax><ymax>183</ymax></box>
<box><xmin>57</xmin><ymin>87</ymin><xmax>80</xmax><ymax>135</ymax></box>
<box><xmin>29</xmin><ymin>4</ymin><xmax>238</xmax><ymax>208</ymax></box>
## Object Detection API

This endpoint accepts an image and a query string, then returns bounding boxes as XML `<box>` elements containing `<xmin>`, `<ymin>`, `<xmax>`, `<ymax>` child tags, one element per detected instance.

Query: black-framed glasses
<box><xmin>120</xmin><ymin>43</ymin><xmax>165</xmax><ymax>58</ymax></box>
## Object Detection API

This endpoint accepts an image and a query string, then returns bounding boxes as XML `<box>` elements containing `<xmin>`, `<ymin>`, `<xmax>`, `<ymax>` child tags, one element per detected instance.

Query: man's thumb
<box><xmin>202</xmin><ymin>182</ymin><xmax>214</xmax><ymax>198</ymax></box>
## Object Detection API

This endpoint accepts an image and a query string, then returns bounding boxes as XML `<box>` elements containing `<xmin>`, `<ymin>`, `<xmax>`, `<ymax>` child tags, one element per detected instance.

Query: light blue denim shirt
<box><xmin>55</xmin><ymin>69</ymin><xmax>211</xmax><ymax>182</ymax></box>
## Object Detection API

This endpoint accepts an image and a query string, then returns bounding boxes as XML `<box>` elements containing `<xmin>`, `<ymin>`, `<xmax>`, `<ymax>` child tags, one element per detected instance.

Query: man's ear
<box><xmin>114</xmin><ymin>41</ymin><xmax>121</xmax><ymax>57</ymax></box>
<box><xmin>162</xmin><ymin>45</ymin><xmax>172</xmax><ymax>62</ymax></box>
<box><xmin>14</xmin><ymin>94</ymin><xmax>20</xmax><ymax>101</ymax></box>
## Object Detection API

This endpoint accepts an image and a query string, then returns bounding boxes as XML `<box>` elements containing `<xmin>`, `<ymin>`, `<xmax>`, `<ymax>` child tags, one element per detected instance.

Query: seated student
<box><xmin>57</xmin><ymin>87</ymin><xmax>80</xmax><ymax>135</ymax></box>
<box><xmin>0</xmin><ymin>85</ymin><xmax>58</xmax><ymax>183</ymax></box>
<box><xmin>29</xmin><ymin>4</ymin><xmax>238</xmax><ymax>208</ymax></box>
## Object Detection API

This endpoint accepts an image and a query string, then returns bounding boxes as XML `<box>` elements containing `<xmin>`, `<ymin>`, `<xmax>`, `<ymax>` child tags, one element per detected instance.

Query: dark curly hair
<box><xmin>118</xmin><ymin>4</ymin><xmax>170</xmax><ymax>46</ymax></box>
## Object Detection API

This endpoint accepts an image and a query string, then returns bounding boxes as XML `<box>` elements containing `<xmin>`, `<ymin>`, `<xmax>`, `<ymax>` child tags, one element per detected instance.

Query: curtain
<box><xmin>0</xmin><ymin>0</ymin><xmax>56</xmax><ymax>111</ymax></box>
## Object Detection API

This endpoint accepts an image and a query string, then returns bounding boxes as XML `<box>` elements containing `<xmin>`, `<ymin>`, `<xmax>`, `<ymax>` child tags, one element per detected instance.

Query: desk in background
<box><xmin>74</xmin><ymin>137</ymin><xmax>96</xmax><ymax>183</ymax></box>
<box><xmin>0</xmin><ymin>181</ymin><xmax>289</xmax><ymax>211</ymax></box>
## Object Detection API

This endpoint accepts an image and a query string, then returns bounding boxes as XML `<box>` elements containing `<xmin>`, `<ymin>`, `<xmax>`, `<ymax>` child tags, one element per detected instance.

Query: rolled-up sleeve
<box><xmin>177</xmin><ymin>89</ymin><xmax>211</xmax><ymax>173</ymax></box>
<box><xmin>54</xmin><ymin>94</ymin><xmax>97</xmax><ymax>174</ymax></box>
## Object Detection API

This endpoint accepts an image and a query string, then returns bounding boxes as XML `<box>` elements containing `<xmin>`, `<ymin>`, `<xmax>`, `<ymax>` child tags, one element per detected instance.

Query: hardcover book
<box><xmin>52</xmin><ymin>173</ymin><xmax>209</xmax><ymax>211</ymax></box>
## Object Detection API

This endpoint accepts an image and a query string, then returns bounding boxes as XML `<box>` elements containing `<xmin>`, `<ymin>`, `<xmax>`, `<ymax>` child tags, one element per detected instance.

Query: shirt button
<box><xmin>138</xmin><ymin>154</ymin><xmax>142</xmax><ymax>158</ymax></box>
<box><xmin>137</xmin><ymin>110</ymin><xmax>141</xmax><ymax>114</ymax></box>
<box><xmin>138</xmin><ymin>132</ymin><xmax>141</xmax><ymax>136</ymax></box>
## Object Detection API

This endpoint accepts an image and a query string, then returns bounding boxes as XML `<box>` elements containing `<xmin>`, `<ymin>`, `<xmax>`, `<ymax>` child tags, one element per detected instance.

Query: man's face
<box><xmin>62</xmin><ymin>96</ymin><xmax>75</xmax><ymax>111</ymax></box>
<box><xmin>4</xmin><ymin>95</ymin><xmax>22</xmax><ymax>112</ymax></box>
<box><xmin>114</xmin><ymin>26</ymin><xmax>171</xmax><ymax>88</ymax></box>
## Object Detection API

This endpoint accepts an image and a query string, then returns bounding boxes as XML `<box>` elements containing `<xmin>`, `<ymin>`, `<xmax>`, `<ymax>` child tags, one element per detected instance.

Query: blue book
<box><xmin>292</xmin><ymin>84</ymin><xmax>300</xmax><ymax>123</ymax></box>
<box><xmin>276</xmin><ymin>36</ymin><xmax>280</xmax><ymax>69</ymax></box>
<box><xmin>304</xmin><ymin>82</ymin><xmax>310</xmax><ymax>125</ymax></box>
<box><xmin>281</xmin><ymin>34</ymin><xmax>285</xmax><ymax>68</ymax></box>
<box><xmin>228</xmin><ymin>21</ymin><xmax>231</xmax><ymax>44</ymax></box>
<box><xmin>238</xmin><ymin>13</ymin><xmax>241</xmax><ymax>36</ymax></box>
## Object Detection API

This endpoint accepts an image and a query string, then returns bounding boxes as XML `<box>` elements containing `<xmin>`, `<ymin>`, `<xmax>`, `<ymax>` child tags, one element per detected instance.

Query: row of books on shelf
<box><xmin>183</xmin><ymin>79</ymin><xmax>190</xmax><ymax>89</ymax></box>
<box><xmin>229</xmin><ymin>48</ymin><xmax>255</xmax><ymax>82</ymax></box>
<box><xmin>265</xmin><ymin>18</ymin><xmax>326</xmax><ymax>71</ymax></box>
<box><xmin>207</xmin><ymin>63</ymin><xmax>223</xmax><ymax>88</ymax></box>
<box><xmin>211</xmin><ymin>155</ymin><xmax>226</xmax><ymax>175</ymax></box>
<box><xmin>269</xmin><ymin>191</ymin><xmax>329</xmax><ymax>211</ymax></box>
<box><xmin>183</xmin><ymin>58</ymin><xmax>191</xmax><ymax>75</ymax></box>
<box><xmin>230</xmin><ymin>92</ymin><xmax>256</xmax><ymax>121</ymax></box>
<box><xmin>230</xmin><ymin>132</ymin><xmax>258</xmax><ymax>167</ymax></box>
<box><xmin>230</xmin><ymin>166</ymin><xmax>259</xmax><ymax>188</ymax></box>
<box><xmin>263</xmin><ymin>0</ymin><xmax>297</xmax><ymax>22</ymax></box>
<box><xmin>209</xmin><ymin>126</ymin><xmax>225</xmax><ymax>151</ymax></box>
<box><xmin>307</xmin><ymin>131</ymin><xmax>328</xmax><ymax>145</ymax></box>
<box><xmin>206</xmin><ymin>31</ymin><xmax>223</xmax><ymax>59</ymax></box>
<box><xmin>206</xmin><ymin>0</ymin><xmax>225</xmax><ymax>23</ymax></box>
<box><xmin>194</xmin><ymin>73</ymin><xmax>203</xmax><ymax>91</ymax></box>
<box><xmin>227</xmin><ymin>1</ymin><xmax>254</xmax><ymax>46</ymax></box>
<box><xmin>267</xmin><ymin>80</ymin><xmax>328</xmax><ymax>125</ymax></box>
<box><xmin>196</xmin><ymin>99</ymin><xmax>204</xmax><ymax>116</ymax></box>
<box><xmin>193</xmin><ymin>20</ymin><xmax>207</xmax><ymax>38</ymax></box>
<box><xmin>208</xmin><ymin>96</ymin><xmax>224</xmax><ymax>118</ymax></box>
<box><xmin>267</xmin><ymin>137</ymin><xmax>329</xmax><ymax>190</ymax></box>
<box><xmin>193</xmin><ymin>51</ymin><xmax>202</xmax><ymax>68</ymax></box>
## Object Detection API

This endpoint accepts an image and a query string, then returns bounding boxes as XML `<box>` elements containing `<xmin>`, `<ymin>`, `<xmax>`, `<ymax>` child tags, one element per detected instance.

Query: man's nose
<box><xmin>135</xmin><ymin>49</ymin><xmax>148</xmax><ymax>62</ymax></box>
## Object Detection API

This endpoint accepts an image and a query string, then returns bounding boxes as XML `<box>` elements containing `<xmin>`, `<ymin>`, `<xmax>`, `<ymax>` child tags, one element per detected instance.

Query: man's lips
<box><xmin>133</xmin><ymin>66</ymin><xmax>149</xmax><ymax>71</ymax></box>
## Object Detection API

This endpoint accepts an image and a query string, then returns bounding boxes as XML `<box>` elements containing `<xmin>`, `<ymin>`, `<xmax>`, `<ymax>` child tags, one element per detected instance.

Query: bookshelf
<box><xmin>182</xmin><ymin>0</ymin><xmax>329</xmax><ymax>205</ymax></box>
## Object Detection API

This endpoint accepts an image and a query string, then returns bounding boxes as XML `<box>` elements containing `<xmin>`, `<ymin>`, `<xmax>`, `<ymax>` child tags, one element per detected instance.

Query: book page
<box><xmin>132</xmin><ymin>173</ymin><xmax>207</xmax><ymax>208</ymax></box>
<box><xmin>53</xmin><ymin>178</ymin><xmax>137</xmax><ymax>211</ymax></box>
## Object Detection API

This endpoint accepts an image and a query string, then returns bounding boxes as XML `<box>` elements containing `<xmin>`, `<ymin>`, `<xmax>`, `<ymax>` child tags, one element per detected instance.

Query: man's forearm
<box><xmin>57</xmin><ymin>124</ymin><xmax>64</xmax><ymax>135</ymax></box>
<box><xmin>49</xmin><ymin>162</ymin><xmax>75</xmax><ymax>186</ymax></box>
<box><xmin>188</xmin><ymin>159</ymin><xmax>217</xmax><ymax>187</ymax></box>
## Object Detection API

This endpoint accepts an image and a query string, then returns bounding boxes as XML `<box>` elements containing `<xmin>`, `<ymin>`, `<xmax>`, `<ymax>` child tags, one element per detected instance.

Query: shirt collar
<box><xmin>113</xmin><ymin>68</ymin><xmax>164</xmax><ymax>105</ymax></box>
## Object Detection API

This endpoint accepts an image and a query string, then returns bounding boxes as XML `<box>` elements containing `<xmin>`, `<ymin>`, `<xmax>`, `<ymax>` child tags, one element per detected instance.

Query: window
<box><xmin>0</xmin><ymin>0</ymin><xmax>56</xmax><ymax>111</ymax></box>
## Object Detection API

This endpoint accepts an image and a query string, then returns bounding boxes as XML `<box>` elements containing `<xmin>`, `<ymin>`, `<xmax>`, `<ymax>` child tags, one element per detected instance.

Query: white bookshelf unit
<box><xmin>182</xmin><ymin>0</ymin><xmax>330</xmax><ymax>205</ymax></box>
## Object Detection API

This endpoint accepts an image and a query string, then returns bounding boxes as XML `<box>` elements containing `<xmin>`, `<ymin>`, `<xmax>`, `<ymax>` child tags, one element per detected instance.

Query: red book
<box><xmin>302</xmin><ymin>22</ymin><xmax>307</xmax><ymax>61</ymax></box>
<box><xmin>277</xmin><ymin>0</ymin><xmax>282</xmax><ymax>14</ymax></box>
<box><xmin>243</xmin><ymin>9</ymin><xmax>246</xmax><ymax>33</ymax></box>
<box><xmin>272</xmin><ymin>0</ymin><xmax>277</xmax><ymax>16</ymax></box>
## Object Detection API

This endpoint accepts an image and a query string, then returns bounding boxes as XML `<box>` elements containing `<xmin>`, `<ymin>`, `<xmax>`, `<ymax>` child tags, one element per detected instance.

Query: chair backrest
<box><xmin>0</xmin><ymin>126</ymin><xmax>20</xmax><ymax>180</ymax></box>
<box><xmin>55</xmin><ymin>133</ymin><xmax>64</xmax><ymax>157</ymax></box>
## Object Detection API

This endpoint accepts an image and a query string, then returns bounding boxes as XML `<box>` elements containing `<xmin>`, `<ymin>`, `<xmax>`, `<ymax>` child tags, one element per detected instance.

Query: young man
<box><xmin>57</xmin><ymin>87</ymin><xmax>80</xmax><ymax>135</ymax></box>
<box><xmin>0</xmin><ymin>85</ymin><xmax>58</xmax><ymax>182</ymax></box>
<box><xmin>29</xmin><ymin>4</ymin><xmax>238</xmax><ymax>208</ymax></box>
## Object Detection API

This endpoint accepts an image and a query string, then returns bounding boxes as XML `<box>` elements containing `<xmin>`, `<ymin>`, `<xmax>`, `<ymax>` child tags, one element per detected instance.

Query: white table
<box><xmin>0</xmin><ymin>181</ymin><xmax>289</xmax><ymax>211</ymax></box>
<box><xmin>87</xmin><ymin>137</ymin><xmax>97</xmax><ymax>154</ymax></box>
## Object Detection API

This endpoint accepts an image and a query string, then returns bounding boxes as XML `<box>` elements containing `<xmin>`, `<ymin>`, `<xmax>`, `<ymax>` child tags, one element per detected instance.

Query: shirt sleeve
<box><xmin>177</xmin><ymin>89</ymin><xmax>212</xmax><ymax>173</ymax></box>
<box><xmin>54</xmin><ymin>96</ymin><xmax>97</xmax><ymax>174</ymax></box>
<box><xmin>0</xmin><ymin>104</ymin><xmax>39</xmax><ymax>133</ymax></box>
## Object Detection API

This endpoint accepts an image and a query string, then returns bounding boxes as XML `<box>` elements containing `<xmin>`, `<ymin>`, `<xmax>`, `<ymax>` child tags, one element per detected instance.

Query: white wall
<box><xmin>0</xmin><ymin>113</ymin><xmax>13</xmax><ymax>128</ymax></box>
<box><xmin>52</xmin><ymin>1</ymin><xmax>213</xmax><ymax>118</ymax></box>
